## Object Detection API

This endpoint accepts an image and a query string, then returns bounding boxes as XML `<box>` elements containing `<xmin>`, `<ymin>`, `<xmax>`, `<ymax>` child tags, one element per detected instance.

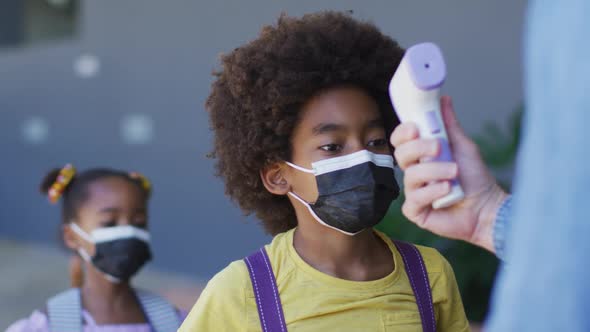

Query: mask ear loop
<box><xmin>287</xmin><ymin>192</ymin><xmax>360</xmax><ymax>236</ymax></box>
<box><xmin>284</xmin><ymin>160</ymin><xmax>317</xmax><ymax>204</ymax></box>
<box><xmin>103</xmin><ymin>274</ymin><xmax>122</xmax><ymax>283</ymax></box>
<box><xmin>285</xmin><ymin>161</ymin><xmax>360</xmax><ymax>235</ymax></box>
<box><xmin>284</xmin><ymin>161</ymin><xmax>315</xmax><ymax>174</ymax></box>
<box><xmin>68</xmin><ymin>222</ymin><xmax>93</xmax><ymax>261</ymax></box>
<box><xmin>68</xmin><ymin>222</ymin><xmax>123</xmax><ymax>284</ymax></box>
<box><xmin>68</xmin><ymin>223</ymin><xmax>93</xmax><ymax>264</ymax></box>
<box><xmin>69</xmin><ymin>222</ymin><xmax>93</xmax><ymax>243</ymax></box>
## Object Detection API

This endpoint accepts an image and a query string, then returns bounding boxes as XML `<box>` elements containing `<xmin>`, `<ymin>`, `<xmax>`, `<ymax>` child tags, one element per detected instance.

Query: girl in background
<box><xmin>7</xmin><ymin>164</ymin><xmax>184</xmax><ymax>332</ymax></box>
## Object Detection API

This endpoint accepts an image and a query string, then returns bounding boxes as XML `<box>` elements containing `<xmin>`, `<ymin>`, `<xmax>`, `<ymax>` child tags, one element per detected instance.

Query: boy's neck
<box><xmin>292</xmin><ymin>221</ymin><xmax>394</xmax><ymax>281</ymax></box>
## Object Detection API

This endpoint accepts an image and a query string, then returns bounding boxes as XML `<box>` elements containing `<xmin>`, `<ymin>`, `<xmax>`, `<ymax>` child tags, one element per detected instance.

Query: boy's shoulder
<box><xmin>181</xmin><ymin>258</ymin><xmax>252</xmax><ymax>330</ymax></box>
<box><xmin>206</xmin><ymin>230</ymin><xmax>293</xmax><ymax>296</ymax></box>
<box><xmin>206</xmin><ymin>258</ymin><xmax>251</xmax><ymax>296</ymax></box>
<box><xmin>376</xmin><ymin>231</ymin><xmax>451</xmax><ymax>275</ymax></box>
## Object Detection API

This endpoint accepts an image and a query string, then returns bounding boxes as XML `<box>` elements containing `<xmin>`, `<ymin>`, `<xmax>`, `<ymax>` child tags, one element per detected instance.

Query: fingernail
<box><xmin>407</xmin><ymin>124</ymin><xmax>419</xmax><ymax>138</ymax></box>
<box><xmin>431</xmin><ymin>140</ymin><xmax>440</xmax><ymax>155</ymax></box>
<box><xmin>449</xmin><ymin>164</ymin><xmax>458</xmax><ymax>177</ymax></box>
<box><xmin>444</xmin><ymin>95</ymin><xmax>453</xmax><ymax>107</ymax></box>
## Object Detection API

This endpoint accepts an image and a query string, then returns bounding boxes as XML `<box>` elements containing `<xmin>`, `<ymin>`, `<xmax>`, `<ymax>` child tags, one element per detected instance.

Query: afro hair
<box><xmin>206</xmin><ymin>11</ymin><xmax>404</xmax><ymax>235</ymax></box>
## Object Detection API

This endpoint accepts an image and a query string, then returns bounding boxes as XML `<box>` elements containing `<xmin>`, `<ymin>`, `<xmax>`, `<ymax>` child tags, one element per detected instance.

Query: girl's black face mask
<box><xmin>287</xmin><ymin>150</ymin><xmax>400</xmax><ymax>235</ymax></box>
<box><xmin>70</xmin><ymin>223</ymin><xmax>152</xmax><ymax>283</ymax></box>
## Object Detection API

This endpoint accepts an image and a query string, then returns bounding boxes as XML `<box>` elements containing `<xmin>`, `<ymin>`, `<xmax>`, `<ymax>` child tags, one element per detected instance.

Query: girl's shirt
<box><xmin>180</xmin><ymin>228</ymin><xmax>469</xmax><ymax>332</ymax></box>
<box><xmin>7</xmin><ymin>307</ymin><xmax>187</xmax><ymax>332</ymax></box>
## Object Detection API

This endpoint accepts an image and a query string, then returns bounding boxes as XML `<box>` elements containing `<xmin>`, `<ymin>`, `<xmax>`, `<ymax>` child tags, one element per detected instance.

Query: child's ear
<box><xmin>260</xmin><ymin>162</ymin><xmax>290</xmax><ymax>195</ymax></box>
<box><xmin>63</xmin><ymin>223</ymin><xmax>80</xmax><ymax>251</ymax></box>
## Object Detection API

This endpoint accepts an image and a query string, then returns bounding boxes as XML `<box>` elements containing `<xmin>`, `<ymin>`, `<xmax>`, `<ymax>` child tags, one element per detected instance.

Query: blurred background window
<box><xmin>0</xmin><ymin>0</ymin><xmax>79</xmax><ymax>48</ymax></box>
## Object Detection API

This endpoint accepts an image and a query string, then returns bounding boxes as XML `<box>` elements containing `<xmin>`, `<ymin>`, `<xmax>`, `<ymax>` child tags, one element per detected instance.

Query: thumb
<box><xmin>440</xmin><ymin>96</ymin><xmax>468</xmax><ymax>147</ymax></box>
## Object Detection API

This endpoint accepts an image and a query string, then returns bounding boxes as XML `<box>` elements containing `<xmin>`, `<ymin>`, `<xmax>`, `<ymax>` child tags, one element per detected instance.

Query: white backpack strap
<box><xmin>47</xmin><ymin>288</ymin><xmax>82</xmax><ymax>332</ymax></box>
<box><xmin>135</xmin><ymin>289</ymin><xmax>181</xmax><ymax>332</ymax></box>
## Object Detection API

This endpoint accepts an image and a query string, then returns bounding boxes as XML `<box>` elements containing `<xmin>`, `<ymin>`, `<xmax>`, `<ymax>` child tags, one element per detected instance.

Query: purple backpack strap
<box><xmin>394</xmin><ymin>240</ymin><xmax>437</xmax><ymax>332</ymax></box>
<box><xmin>244</xmin><ymin>248</ymin><xmax>288</xmax><ymax>332</ymax></box>
<box><xmin>244</xmin><ymin>243</ymin><xmax>434</xmax><ymax>332</ymax></box>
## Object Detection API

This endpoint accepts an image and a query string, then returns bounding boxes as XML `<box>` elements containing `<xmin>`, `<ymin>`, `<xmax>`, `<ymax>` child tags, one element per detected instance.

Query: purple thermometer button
<box><xmin>405</xmin><ymin>42</ymin><xmax>446</xmax><ymax>91</ymax></box>
<box><xmin>434</xmin><ymin>137</ymin><xmax>459</xmax><ymax>186</ymax></box>
<box><xmin>425</xmin><ymin>110</ymin><xmax>441</xmax><ymax>134</ymax></box>
<box><xmin>434</xmin><ymin>137</ymin><xmax>453</xmax><ymax>162</ymax></box>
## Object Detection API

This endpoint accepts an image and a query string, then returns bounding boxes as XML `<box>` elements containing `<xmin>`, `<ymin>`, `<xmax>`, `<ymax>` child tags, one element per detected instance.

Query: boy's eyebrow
<box><xmin>311</xmin><ymin>118</ymin><xmax>384</xmax><ymax>135</ymax></box>
<box><xmin>311</xmin><ymin>123</ymin><xmax>346</xmax><ymax>135</ymax></box>
<box><xmin>368</xmin><ymin>118</ymin><xmax>385</xmax><ymax>128</ymax></box>
<box><xmin>98</xmin><ymin>207</ymin><xmax>119</xmax><ymax>214</ymax></box>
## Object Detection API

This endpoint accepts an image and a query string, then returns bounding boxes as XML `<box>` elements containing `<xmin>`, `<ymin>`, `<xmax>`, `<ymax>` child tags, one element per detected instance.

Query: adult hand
<box><xmin>390</xmin><ymin>96</ymin><xmax>508</xmax><ymax>253</ymax></box>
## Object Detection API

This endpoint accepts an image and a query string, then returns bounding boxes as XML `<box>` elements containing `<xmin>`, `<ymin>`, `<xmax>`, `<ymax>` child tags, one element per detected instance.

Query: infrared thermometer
<box><xmin>389</xmin><ymin>42</ymin><xmax>464</xmax><ymax>209</ymax></box>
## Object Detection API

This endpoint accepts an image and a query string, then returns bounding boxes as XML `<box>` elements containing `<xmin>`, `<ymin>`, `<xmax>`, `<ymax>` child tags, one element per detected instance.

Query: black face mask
<box><xmin>70</xmin><ymin>223</ymin><xmax>152</xmax><ymax>282</ymax></box>
<box><xmin>287</xmin><ymin>150</ymin><xmax>400</xmax><ymax>235</ymax></box>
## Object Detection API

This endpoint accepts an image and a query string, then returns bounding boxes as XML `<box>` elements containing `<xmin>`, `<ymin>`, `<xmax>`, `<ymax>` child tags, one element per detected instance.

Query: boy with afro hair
<box><xmin>181</xmin><ymin>11</ymin><xmax>469</xmax><ymax>332</ymax></box>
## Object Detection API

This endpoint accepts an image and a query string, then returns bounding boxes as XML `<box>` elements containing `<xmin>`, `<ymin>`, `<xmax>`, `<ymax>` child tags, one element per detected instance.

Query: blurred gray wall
<box><xmin>0</xmin><ymin>0</ymin><xmax>527</xmax><ymax>279</ymax></box>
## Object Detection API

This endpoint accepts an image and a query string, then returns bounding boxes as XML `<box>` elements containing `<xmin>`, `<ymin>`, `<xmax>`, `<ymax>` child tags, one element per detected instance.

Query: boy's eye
<box><xmin>367</xmin><ymin>138</ymin><xmax>388</xmax><ymax>148</ymax></box>
<box><xmin>319</xmin><ymin>144</ymin><xmax>343</xmax><ymax>153</ymax></box>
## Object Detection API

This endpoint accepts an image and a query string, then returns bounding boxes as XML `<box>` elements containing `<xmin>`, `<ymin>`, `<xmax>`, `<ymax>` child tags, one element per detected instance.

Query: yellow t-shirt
<box><xmin>180</xmin><ymin>229</ymin><xmax>469</xmax><ymax>332</ymax></box>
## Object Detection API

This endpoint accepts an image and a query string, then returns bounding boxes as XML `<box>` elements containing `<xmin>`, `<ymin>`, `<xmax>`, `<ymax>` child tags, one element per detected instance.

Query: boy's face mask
<box><xmin>69</xmin><ymin>223</ymin><xmax>152</xmax><ymax>283</ymax></box>
<box><xmin>286</xmin><ymin>150</ymin><xmax>400</xmax><ymax>235</ymax></box>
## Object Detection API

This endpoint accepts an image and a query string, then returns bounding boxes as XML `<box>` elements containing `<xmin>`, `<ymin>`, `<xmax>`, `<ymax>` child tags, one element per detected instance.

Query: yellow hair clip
<box><xmin>129</xmin><ymin>172</ymin><xmax>152</xmax><ymax>194</ymax></box>
<box><xmin>49</xmin><ymin>164</ymin><xmax>76</xmax><ymax>204</ymax></box>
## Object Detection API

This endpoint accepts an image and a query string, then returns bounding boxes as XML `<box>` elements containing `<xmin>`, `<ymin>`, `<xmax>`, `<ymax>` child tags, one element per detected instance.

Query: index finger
<box><xmin>390</xmin><ymin>122</ymin><xmax>419</xmax><ymax>148</ymax></box>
